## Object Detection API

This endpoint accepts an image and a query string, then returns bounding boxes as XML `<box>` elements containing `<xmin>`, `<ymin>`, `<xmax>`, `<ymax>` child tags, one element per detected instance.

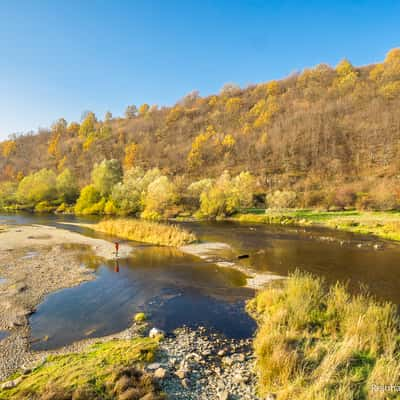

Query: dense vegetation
<box><xmin>94</xmin><ymin>219</ymin><xmax>197</xmax><ymax>247</ymax></box>
<box><xmin>0</xmin><ymin>338</ymin><xmax>164</xmax><ymax>400</ymax></box>
<box><xmin>1</xmin><ymin>49</ymin><xmax>400</xmax><ymax>214</ymax></box>
<box><xmin>247</xmin><ymin>271</ymin><xmax>400</xmax><ymax>400</ymax></box>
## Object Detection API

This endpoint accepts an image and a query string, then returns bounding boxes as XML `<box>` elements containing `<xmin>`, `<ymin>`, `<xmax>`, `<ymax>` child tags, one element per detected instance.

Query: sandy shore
<box><xmin>0</xmin><ymin>224</ymin><xmax>133</xmax><ymax>381</ymax></box>
<box><xmin>0</xmin><ymin>224</ymin><xmax>132</xmax><ymax>259</ymax></box>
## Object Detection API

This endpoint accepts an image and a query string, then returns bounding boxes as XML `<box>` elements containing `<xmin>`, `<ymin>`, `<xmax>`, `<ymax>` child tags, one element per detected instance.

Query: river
<box><xmin>1</xmin><ymin>213</ymin><xmax>400</xmax><ymax>350</ymax></box>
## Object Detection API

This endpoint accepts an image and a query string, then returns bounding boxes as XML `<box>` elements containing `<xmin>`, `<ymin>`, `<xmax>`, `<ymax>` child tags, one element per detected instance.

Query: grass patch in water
<box><xmin>234</xmin><ymin>210</ymin><xmax>400</xmax><ymax>241</ymax></box>
<box><xmin>247</xmin><ymin>271</ymin><xmax>400</xmax><ymax>399</ymax></box>
<box><xmin>94</xmin><ymin>218</ymin><xmax>197</xmax><ymax>247</ymax></box>
<box><xmin>0</xmin><ymin>338</ymin><xmax>164</xmax><ymax>400</ymax></box>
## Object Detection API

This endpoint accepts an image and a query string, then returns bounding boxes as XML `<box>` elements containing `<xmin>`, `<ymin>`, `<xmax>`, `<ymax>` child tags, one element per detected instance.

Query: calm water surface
<box><xmin>1</xmin><ymin>213</ymin><xmax>400</xmax><ymax>350</ymax></box>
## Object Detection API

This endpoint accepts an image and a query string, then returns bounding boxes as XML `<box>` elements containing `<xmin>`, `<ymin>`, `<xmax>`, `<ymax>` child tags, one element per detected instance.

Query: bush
<box><xmin>75</xmin><ymin>185</ymin><xmax>104</xmax><ymax>215</ymax></box>
<box><xmin>134</xmin><ymin>312</ymin><xmax>147</xmax><ymax>322</ymax></box>
<box><xmin>247</xmin><ymin>271</ymin><xmax>400</xmax><ymax>399</ymax></box>
<box><xmin>16</xmin><ymin>169</ymin><xmax>57</xmax><ymax>205</ymax></box>
<box><xmin>35</xmin><ymin>201</ymin><xmax>56</xmax><ymax>213</ymax></box>
<box><xmin>266</xmin><ymin>190</ymin><xmax>297</xmax><ymax>209</ymax></box>
<box><xmin>142</xmin><ymin>176</ymin><xmax>178</xmax><ymax>218</ymax></box>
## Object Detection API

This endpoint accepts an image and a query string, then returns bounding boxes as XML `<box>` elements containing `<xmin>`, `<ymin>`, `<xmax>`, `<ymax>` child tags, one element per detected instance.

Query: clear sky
<box><xmin>0</xmin><ymin>0</ymin><xmax>399</xmax><ymax>140</ymax></box>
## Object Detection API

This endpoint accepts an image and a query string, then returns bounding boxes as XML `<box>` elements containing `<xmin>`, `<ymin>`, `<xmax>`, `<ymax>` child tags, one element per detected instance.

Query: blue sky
<box><xmin>0</xmin><ymin>0</ymin><xmax>399</xmax><ymax>140</ymax></box>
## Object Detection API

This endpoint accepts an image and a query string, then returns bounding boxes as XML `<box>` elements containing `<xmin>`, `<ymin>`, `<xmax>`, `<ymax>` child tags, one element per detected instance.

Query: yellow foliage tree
<box><xmin>48</xmin><ymin>133</ymin><xmax>60</xmax><ymax>157</ymax></box>
<box><xmin>124</xmin><ymin>143</ymin><xmax>137</xmax><ymax>170</ymax></box>
<box><xmin>334</xmin><ymin>59</ymin><xmax>358</xmax><ymax>91</ymax></box>
<box><xmin>222</xmin><ymin>134</ymin><xmax>236</xmax><ymax>149</ymax></box>
<box><xmin>225</xmin><ymin>97</ymin><xmax>241</xmax><ymax>114</ymax></box>
<box><xmin>187</xmin><ymin>126</ymin><xmax>216</xmax><ymax>170</ymax></box>
<box><xmin>1</xmin><ymin>140</ymin><xmax>16</xmax><ymax>158</ymax></box>
<box><xmin>138</xmin><ymin>103</ymin><xmax>150</xmax><ymax>115</ymax></box>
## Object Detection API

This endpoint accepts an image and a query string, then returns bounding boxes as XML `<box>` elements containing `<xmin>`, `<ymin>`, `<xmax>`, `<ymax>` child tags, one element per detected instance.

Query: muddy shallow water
<box><xmin>1</xmin><ymin>213</ymin><xmax>400</xmax><ymax>350</ymax></box>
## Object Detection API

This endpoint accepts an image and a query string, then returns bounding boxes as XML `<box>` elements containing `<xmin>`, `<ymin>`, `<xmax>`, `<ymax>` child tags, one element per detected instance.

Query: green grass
<box><xmin>233</xmin><ymin>209</ymin><xmax>400</xmax><ymax>241</ymax></box>
<box><xmin>247</xmin><ymin>271</ymin><xmax>400</xmax><ymax>400</ymax></box>
<box><xmin>93</xmin><ymin>218</ymin><xmax>197</xmax><ymax>247</ymax></box>
<box><xmin>0</xmin><ymin>338</ymin><xmax>163</xmax><ymax>400</ymax></box>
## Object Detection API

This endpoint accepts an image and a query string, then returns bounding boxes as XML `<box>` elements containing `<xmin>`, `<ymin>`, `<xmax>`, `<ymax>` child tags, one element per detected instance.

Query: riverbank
<box><xmin>247</xmin><ymin>271</ymin><xmax>400</xmax><ymax>399</ymax></box>
<box><xmin>0</xmin><ymin>322</ymin><xmax>258</xmax><ymax>400</ymax></box>
<box><xmin>0</xmin><ymin>224</ymin><xmax>134</xmax><ymax>381</ymax></box>
<box><xmin>233</xmin><ymin>209</ymin><xmax>400</xmax><ymax>242</ymax></box>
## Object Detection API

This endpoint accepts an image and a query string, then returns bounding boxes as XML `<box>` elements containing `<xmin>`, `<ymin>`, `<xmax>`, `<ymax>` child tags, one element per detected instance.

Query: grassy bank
<box><xmin>94</xmin><ymin>218</ymin><xmax>197</xmax><ymax>247</ymax></box>
<box><xmin>0</xmin><ymin>338</ymin><xmax>164</xmax><ymax>400</ymax></box>
<box><xmin>247</xmin><ymin>271</ymin><xmax>400</xmax><ymax>400</ymax></box>
<box><xmin>234</xmin><ymin>210</ymin><xmax>400</xmax><ymax>241</ymax></box>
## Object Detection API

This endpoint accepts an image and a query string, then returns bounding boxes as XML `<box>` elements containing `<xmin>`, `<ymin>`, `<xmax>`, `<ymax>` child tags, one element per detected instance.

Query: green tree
<box><xmin>16</xmin><ymin>169</ymin><xmax>57</xmax><ymax>204</ymax></box>
<box><xmin>56</xmin><ymin>169</ymin><xmax>79</xmax><ymax>203</ymax></box>
<box><xmin>91</xmin><ymin>159</ymin><xmax>122</xmax><ymax>197</ymax></box>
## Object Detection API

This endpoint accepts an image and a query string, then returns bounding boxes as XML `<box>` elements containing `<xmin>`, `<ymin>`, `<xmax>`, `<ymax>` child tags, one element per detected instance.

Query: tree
<box><xmin>79</xmin><ymin>112</ymin><xmax>97</xmax><ymax>138</ymax></box>
<box><xmin>104</xmin><ymin>111</ymin><xmax>113</xmax><ymax>121</ymax></box>
<box><xmin>75</xmin><ymin>184</ymin><xmax>103</xmax><ymax>215</ymax></box>
<box><xmin>138</xmin><ymin>103</ymin><xmax>150</xmax><ymax>115</ymax></box>
<box><xmin>124</xmin><ymin>143</ymin><xmax>137</xmax><ymax>170</ymax></box>
<box><xmin>91</xmin><ymin>159</ymin><xmax>122</xmax><ymax>197</ymax></box>
<box><xmin>220</xmin><ymin>83</ymin><xmax>240</xmax><ymax>96</ymax></box>
<box><xmin>56</xmin><ymin>168</ymin><xmax>79</xmax><ymax>203</ymax></box>
<box><xmin>16</xmin><ymin>169</ymin><xmax>57</xmax><ymax>204</ymax></box>
<box><xmin>111</xmin><ymin>167</ymin><xmax>163</xmax><ymax>215</ymax></box>
<box><xmin>67</xmin><ymin>122</ymin><xmax>80</xmax><ymax>136</ymax></box>
<box><xmin>1</xmin><ymin>140</ymin><xmax>16</xmax><ymax>157</ymax></box>
<box><xmin>125</xmin><ymin>105</ymin><xmax>137</xmax><ymax>119</ymax></box>
<box><xmin>142</xmin><ymin>176</ymin><xmax>177</xmax><ymax>219</ymax></box>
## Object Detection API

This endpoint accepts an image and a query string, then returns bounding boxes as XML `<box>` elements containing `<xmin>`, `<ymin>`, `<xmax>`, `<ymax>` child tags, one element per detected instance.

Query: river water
<box><xmin>1</xmin><ymin>213</ymin><xmax>400</xmax><ymax>350</ymax></box>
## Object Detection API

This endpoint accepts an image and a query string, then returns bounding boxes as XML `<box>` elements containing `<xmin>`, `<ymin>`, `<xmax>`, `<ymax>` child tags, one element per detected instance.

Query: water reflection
<box><xmin>30</xmin><ymin>246</ymin><xmax>254</xmax><ymax>350</ymax></box>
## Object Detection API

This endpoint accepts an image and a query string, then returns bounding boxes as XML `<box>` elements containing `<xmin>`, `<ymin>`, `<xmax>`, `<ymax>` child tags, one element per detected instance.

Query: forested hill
<box><xmin>1</xmin><ymin>48</ymin><xmax>400</xmax><ymax>194</ymax></box>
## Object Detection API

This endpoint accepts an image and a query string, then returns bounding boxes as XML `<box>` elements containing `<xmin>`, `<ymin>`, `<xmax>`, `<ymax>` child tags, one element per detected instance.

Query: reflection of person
<box><xmin>114</xmin><ymin>260</ymin><xmax>119</xmax><ymax>273</ymax></box>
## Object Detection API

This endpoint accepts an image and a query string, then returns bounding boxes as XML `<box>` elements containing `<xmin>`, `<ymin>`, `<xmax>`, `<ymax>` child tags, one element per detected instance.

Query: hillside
<box><xmin>1</xmin><ymin>49</ymin><xmax>400</xmax><ymax>212</ymax></box>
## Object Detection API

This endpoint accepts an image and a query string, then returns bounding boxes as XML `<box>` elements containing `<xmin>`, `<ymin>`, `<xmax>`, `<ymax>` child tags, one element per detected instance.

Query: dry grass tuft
<box><xmin>94</xmin><ymin>218</ymin><xmax>197</xmax><ymax>247</ymax></box>
<box><xmin>247</xmin><ymin>271</ymin><xmax>400</xmax><ymax>400</ymax></box>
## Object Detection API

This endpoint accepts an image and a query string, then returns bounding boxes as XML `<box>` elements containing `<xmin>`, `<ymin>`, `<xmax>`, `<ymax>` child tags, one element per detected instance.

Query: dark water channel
<box><xmin>1</xmin><ymin>213</ymin><xmax>400</xmax><ymax>350</ymax></box>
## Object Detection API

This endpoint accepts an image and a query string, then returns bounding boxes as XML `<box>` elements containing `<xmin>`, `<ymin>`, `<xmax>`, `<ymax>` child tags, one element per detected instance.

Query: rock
<box><xmin>222</xmin><ymin>356</ymin><xmax>233</xmax><ymax>366</ymax></box>
<box><xmin>217</xmin><ymin>349</ymin><xmax>226</xmax><ymax>357</ymax></box>
<box><xmin>149</xmin><ymin>327</ymin><xmax>164</xmax><ymax>338</ymax></box>
<box><xmin>153</xmin><ymin>367</ymin><xmax>167</xmax><ymax>379</ymax></box>
<box><xmin>265</xmin><ymin>394</ymin><xmax>277</xmax><ymax>400</ymax></box>
<box><xmin>175</xmin><ymin>369</ymin><xmax>187</xmax><ymax>379</ymax></box>
<box><xmin>181</xmin><ymin>378</ymin><xmax>190</xmax><ymax>388</ymax></box>
<box><xmin>0</xmin><ymin>376</ymin><xmax>23</xmax><ymax>390</ymax></box>
<box><xmin>147</xmin><ymin>362</ymin><xmax>161</xmax><ymax>370</ymax></box>
<box><xmin>219</xmin><ymin>390</ymin><xmax>230</xmax><ymax>400</ymax></box>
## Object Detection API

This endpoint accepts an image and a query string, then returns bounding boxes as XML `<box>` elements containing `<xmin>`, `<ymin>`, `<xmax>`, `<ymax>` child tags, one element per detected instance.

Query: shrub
<box><xmin>16</xmin><ymin>169</ymin><xmax>57</xmax><ymax>205</ymax></box>
<box><xmin>247</xmin><ymin>271</ymin><xmax>400</xmax><ymax>399</ymax></box>
<box><xmin>75</xmin><ymin>185</ymin><xmax>104</xmax><ymax>215</ymax></box>
<box><xmin>142</xmin><ymin>176</ymin><xmax>178</xmax><ymax>218</ymax></box>
<box><xmin>134</xmin><ymin>312</ymin><xmax>147</xmax><ymax>322</ymax></box>
<box><xmin>266</xmin><ymin>190</ymin><xmax>297</xmax><ymax>209</ymax></box>
<box><xmin>56</xmin><ymin>169</ymin><xmax>79</xmax><ymax>204</ymax></box>
<box><xmin>92</xmin><ymin>159</ymin><xmax>122</xmax><ymax>197</ymax></box>
<box><xmin>35</xmin><ymin>201</ymin><xmax>56</xmax><ymax>213</ymax></box>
